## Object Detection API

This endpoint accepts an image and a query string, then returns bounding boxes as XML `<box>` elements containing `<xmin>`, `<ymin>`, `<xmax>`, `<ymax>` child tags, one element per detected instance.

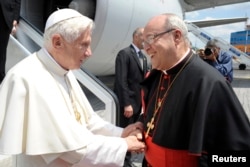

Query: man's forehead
<box><xmin>144</xmin><ymin>26</ymin><xmax>164</xmax><ymax>35</ymax></box>
<box><xmin>144</xmin><ymin>15</ymin><xmax>166</xmax><ymax>33</ymax></box>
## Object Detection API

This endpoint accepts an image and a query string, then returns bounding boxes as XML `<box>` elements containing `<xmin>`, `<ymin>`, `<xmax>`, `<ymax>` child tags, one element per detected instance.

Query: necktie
<box><xmin>138</xmin><ymin>51</ymin><xmax>147</xmax><ymax>75</ymax></box>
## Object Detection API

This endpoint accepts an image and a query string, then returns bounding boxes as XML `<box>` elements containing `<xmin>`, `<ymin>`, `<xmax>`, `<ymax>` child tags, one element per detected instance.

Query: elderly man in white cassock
<box><xmin>0</xmin><ymin>9</ymin><xmax>145</xmax><ymax>167</ymax></box>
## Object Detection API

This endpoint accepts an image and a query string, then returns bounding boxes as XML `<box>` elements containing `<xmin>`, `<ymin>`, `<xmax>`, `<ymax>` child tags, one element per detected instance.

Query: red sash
<box><xmin>145</xmin><ymin>136</ymin><xmax>198</xmax><ymax>167</ymax></box>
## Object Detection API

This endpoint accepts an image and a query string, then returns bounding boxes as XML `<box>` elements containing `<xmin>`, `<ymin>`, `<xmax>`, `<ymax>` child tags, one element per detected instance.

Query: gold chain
<box><xmin>69</xmin><ymin>83</ymin><xmax>82</xmax><ymax>124</ymax></box>
<box><xmin>145</xmin><ymin>54</ymin><xmax>193</xmax><ymax>138</ymax></box>
<box><xmin>66</xmin><ymin>74</ymin><xmax>89</xmax><ymax>124</ymax></box>
<box><xmin>36</xmin><ymin>53</ymin><xmax>87</xmax><ymax>124</ymax></box>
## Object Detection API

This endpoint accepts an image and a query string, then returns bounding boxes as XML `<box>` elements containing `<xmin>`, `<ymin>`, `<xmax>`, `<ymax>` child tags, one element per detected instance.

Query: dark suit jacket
<box><xmin>0</xmin><ymin>0</ymin><xmax>21</xmax><ymax>83</ymax></box>
<box><xmin>0</xmin><ymin>0</ymin><xmax>21</xmax><ymax>30</ymax></box>
<box><xmin>114</xmin><ymin>45</ymin><xmax>147</xmax><ymax>115</ymax></box>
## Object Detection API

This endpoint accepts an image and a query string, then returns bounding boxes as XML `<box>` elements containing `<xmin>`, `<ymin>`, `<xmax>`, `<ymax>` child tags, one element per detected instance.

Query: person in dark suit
<box><xmin>0</xmin><ymin>0</ymin><xmax>21</xmax><ymax>83</ymax></box>
<box><xmin>114</xmin><ymin>27</ymin><xmax>148</xmax><ymax>167</ymax></box>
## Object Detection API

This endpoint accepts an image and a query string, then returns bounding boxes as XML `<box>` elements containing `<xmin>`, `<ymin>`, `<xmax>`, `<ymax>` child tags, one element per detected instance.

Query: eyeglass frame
<box><xmin>143</xmin><ymin>28</ymin><xmax>176</xmax><ymax>47</ymax></box>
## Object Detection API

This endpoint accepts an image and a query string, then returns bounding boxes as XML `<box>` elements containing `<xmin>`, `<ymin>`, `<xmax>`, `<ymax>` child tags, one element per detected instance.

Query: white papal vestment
<box><xmin>0</xmin><ymin>49</ymin><xmax>127</xmax><ymax>167</ymax></box>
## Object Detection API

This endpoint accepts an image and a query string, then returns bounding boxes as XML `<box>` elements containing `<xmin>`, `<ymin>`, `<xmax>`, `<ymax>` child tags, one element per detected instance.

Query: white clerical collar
<box><xmin>38</xmin><ymin>49</ymin><xmax>71</xmax><ymax>94</ymax></box>
<box><xmin>162</xmin><ymin>48</ymin><xmax>190</xmax><ymax>74</ymax></box>
<box><xmin>41</xmin><ymin>48</ymin><xmax>69</xmax><ymax>76</ymax></box>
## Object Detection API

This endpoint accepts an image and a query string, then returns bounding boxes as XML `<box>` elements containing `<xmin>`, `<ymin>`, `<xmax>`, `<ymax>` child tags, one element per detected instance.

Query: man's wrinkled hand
<box><xmin>121</xmin><ymin>122</ymin><xmax>144</xmax><ymax>140</ymax></box>
<box><xmin>125</xmin><ymin>135</ymin><xmax>145</xmax><ymax>153</ymax></box>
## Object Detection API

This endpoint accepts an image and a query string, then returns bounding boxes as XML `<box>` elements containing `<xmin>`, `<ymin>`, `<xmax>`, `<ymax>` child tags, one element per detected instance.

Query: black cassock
<box><xmin>140</xmin><ymin>51</ymin><xmax>250</xmax><ymax>166</ymax></box>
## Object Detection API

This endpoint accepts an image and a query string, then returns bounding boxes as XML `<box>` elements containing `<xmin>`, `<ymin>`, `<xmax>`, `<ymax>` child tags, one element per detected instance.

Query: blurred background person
<box><xmin>201</xmin><ymin>39</ymin><xmax>233</xmax><ymax>83</ymax></box>
<box><xmin>114</xmin><ymin>27</ymin><xmax>147</xmax><ymax>167</ymax></box>
<box><xmin>0</xmin><ymin>0</ymin><xmax>21</xmax><ymax>83</ymax></box>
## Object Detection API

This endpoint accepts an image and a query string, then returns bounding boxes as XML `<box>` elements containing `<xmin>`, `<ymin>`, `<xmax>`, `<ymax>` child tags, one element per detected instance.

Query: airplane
<box><xmin>11</xmin><ymin>0</ymin><xmax>249</xmax><ymax>76</ymax></box>
<box><xmin>4</xmin><ymin>0</ymin><xmax>249</xmax><ymax>125</ymax></box>
<box><xmin>1</xmin><ymin>0</ymin><xmax>249</xmax><ymax>165</ymax></box>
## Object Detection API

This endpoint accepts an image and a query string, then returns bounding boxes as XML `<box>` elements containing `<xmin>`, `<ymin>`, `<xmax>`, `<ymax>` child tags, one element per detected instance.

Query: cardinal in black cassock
<box><xmin>139</xmin><ymin>51</ymin><xmax>250</xmax><ymax>167</ymax></box>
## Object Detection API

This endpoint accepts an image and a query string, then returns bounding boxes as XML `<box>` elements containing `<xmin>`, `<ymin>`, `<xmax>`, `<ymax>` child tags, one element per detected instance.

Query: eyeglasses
<box><xmin>143</xmin><ymin>29</ymin><xmax>175</xmax><ymax>48</ymax></box>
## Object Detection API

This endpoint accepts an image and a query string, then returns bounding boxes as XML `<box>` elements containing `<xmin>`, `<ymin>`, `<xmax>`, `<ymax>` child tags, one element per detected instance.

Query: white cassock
<box><xmin>0</xmin><ymin>49</ymin><xmax>127</xmax><ymax>167</ymax></box>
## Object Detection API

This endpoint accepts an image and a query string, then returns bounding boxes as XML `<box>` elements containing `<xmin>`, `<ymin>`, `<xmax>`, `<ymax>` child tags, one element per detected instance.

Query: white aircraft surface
<box><xmin>1</xmin><ymin>0</ymin><xmax>249</xmax><ymax>166</ymax></box>
<box><xmin>14</xmin><ymin>0</ymin><xmax>249</xmax><ymax>76</ymax></box>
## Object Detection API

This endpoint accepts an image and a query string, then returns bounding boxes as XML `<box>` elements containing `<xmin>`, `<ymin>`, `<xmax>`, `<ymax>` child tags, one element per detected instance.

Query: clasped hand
<box><xmin>122</xmin><ymin>122</ymin><xmax>145</xmax><ymax>153</ymax></box>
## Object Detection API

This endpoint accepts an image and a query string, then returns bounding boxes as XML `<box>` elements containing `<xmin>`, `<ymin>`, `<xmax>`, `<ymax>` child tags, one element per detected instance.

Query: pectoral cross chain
<box><xmin>145</xmin><ymin>117</ymin><xmax>155</xmax><ymax>138</ymax></box>
<box><xmin>144</xmin><ymin>101</ymin><xmax>162</xmax><ymax>138</ymax></box>
<box><xmin>74</xmin><ymin>110</ymin><xmax>82</xmax><ymax>124</ymax></box>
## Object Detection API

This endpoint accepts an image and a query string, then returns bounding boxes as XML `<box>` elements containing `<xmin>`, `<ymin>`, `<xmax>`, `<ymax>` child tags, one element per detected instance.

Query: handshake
<box><xmin>121</xmin><ymin>122</ymin><xmax>145</xmax><ymax>153</ymax></box>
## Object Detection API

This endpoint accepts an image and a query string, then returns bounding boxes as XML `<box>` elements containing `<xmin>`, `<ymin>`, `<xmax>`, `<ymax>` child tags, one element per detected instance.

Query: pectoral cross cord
<box><xmin>145</xmin><ymin>54</ymin><xmax>193</xmax><ymax>139</ymax></box>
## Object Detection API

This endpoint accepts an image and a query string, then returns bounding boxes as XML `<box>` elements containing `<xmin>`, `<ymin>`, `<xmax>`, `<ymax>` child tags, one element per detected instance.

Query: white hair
<box><xmin>163</xmin><ymin>13</ymin><xmax>190</xmax><ymax>45</ymax></box>
<box><xmin>43</xmin><ymin>16</ymin><xmax>94</xmax><ymax>49</ymax></box>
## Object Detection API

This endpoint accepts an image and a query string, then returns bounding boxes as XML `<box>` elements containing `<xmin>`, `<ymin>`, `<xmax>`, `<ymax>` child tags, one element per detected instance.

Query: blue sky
<box><xmin>185</xmin><ymin>2</ymin><xmax>250</xmax><ymax>48</ymax></box>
